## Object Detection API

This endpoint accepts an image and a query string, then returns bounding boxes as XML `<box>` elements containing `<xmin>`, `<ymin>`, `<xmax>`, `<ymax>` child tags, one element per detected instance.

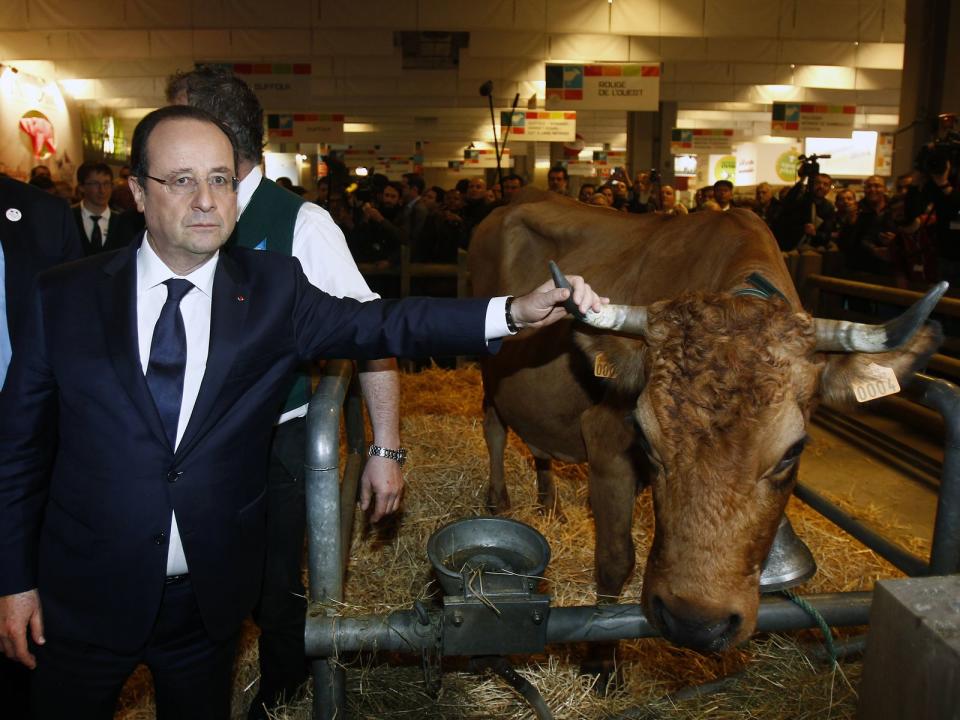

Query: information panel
<box><xmin>771</xmin><ymin>102</ymin><xmax>856</xmax><ymax>139</ymax></box>
<box><xmin>670</xmin><ymin>129</ymin><xmax>735</xmax><ymax>154</ymax></box>
<box><xmin>499</xmin><ymin>110</ymin><xmax>576</xmax><ymax>142</ymax></box>
<box><xmin>546</xmin><ymin>63</ymin><xmax>660</xmax><ymax>111</ymax></box>
<box><xmin>266</xmin><ymin>113</ymin><xmax>345</xmax><ymax>144</ymax></box>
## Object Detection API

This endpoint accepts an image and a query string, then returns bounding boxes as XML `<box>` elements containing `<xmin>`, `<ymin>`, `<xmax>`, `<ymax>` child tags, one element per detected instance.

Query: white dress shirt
<box><xmin>81</xmin><ymin>203</ymin><xmax>111</xmax><ymax>246</ymax></box>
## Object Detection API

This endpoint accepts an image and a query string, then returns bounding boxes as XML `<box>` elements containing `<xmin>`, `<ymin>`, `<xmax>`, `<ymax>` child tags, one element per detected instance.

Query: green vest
<box><xmin>229</xmin><ymin>177</ymin><xmax>310</xmax><ymax>415</ymax></box>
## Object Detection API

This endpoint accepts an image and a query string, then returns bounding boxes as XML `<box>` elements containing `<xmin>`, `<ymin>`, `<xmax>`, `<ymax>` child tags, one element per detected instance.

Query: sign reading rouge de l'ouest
<box><xmin>546</xmin><ymin>63</ymin><xmax>660</xmax><ymax>111</ymax></box>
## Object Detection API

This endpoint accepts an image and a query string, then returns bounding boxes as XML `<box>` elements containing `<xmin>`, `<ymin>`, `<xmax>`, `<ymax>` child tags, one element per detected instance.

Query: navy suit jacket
<box><xmin>0</xmin><ymin>238</ymin><xmax>494</xmax><ymax>652</ymax></box>
<box><xmin>1</xmin><ymin>177</ymin><xmax>83</xmax><ymax>352</ymax></box>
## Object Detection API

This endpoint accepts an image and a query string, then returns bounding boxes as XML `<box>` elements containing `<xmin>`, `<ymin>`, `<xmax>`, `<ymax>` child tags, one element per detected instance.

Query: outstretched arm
<box><xmin>509</xmin><ymin>275</ymin><xmax>608</xmax><ymax>330</ymax></box>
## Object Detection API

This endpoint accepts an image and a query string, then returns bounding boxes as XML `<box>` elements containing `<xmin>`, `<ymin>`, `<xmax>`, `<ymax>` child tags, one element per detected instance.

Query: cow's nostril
<box><xmin>651</xmin><ymin>598</ymin><xmax>742</xmax><ymax>651</ymax></box>
<box><xmin>728</xmin><ymin>613</ymin><xmax>742</xmax><ymax>635</ymax></box>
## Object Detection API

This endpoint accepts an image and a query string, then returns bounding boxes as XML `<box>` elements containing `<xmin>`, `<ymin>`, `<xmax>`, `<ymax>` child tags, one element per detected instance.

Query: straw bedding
<box><xmin>116</xmin><ymin>365</ymin><xmax>925</xmax><ymax>719</ymax></box>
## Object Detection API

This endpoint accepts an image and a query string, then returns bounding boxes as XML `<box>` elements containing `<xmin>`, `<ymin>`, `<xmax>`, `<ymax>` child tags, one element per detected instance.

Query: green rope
<box><xmin>780</xmin><ymin>589</ymin><xmax>838</xmax><ymax>668</ymax></box>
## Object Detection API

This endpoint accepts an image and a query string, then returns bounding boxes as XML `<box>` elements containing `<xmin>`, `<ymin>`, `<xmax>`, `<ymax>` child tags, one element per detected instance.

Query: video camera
<box><xmin>915</xmin><ymin>118</ymin><xmax>960</xmax><ymax>181</ymax></box>
<box><xmin>796</xmin><ymin>153</ymin><xmax>830</xmax><ymax>180</ymax></box>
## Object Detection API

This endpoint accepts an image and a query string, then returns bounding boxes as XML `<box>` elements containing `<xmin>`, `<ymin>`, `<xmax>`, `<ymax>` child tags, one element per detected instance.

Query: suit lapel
<box><xmin>100</xmin><ymin>237</ymin><xmax>171</xmax><ymax>449</ymax></box>
<box><xmin>175</xmin><ymin>251</ymin><xmax>249</xmax><ymax>459</ymax></box>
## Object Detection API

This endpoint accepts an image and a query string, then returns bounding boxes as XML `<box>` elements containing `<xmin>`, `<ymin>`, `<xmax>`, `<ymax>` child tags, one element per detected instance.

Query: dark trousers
<box><xmin>249</xmin><ymin>416</ymin><xmax>309</xmax><ymax>716</ymax></box>
<box><xmin>30</xmin><ymin>576</ymin><xmax>238</xmax><ymax>720</ymax></box>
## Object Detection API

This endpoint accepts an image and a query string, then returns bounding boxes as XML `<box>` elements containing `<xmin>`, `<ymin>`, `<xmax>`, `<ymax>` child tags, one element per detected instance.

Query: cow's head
<box><xmin>571</xmin><ymin>279</ymin><xmax>945</xmax><ymax>652</ymax></box>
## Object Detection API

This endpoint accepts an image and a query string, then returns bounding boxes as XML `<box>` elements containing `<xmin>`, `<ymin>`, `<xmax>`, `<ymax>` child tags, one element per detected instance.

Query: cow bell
<box><xmin>759</xmin><ymin>516</ymin><xmax>817</xmax><ymax>593</ymax></box>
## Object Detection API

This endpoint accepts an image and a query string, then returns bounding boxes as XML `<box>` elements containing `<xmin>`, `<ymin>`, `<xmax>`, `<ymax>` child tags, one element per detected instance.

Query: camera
<box><xmin>649</xmin><ymin>169</ymin><xmax>660</xmax><ymax>184</ymax></box>
<box><xmin>796</xmin><ymin>154</ymin><xmax>829</xmax><ymax>180</ymax></box>
<box><xmin>916</xmin><ymin>132</ymin><xmax>960</xmax><ymax>178</ymax></box>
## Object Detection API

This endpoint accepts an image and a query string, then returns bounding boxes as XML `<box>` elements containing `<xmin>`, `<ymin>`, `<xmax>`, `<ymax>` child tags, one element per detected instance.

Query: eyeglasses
<box><xmin>141</xmin><ymin>173</ymin><xmax>239</xmax><ymax>195</ymax></box>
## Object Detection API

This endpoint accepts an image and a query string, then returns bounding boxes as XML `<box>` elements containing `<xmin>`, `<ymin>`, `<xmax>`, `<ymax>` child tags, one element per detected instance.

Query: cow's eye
<box><xmin>773</xmin><ymin>436</ymin><xmax>808</xmax><ymax>474</ymax></box>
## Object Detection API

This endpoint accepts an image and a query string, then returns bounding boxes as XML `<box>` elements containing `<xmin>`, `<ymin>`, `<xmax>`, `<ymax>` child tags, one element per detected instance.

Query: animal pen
<box><xmin>300</xmin><ymin>339</ymin><xmax>960</xmax><ymax>718</ymax></box>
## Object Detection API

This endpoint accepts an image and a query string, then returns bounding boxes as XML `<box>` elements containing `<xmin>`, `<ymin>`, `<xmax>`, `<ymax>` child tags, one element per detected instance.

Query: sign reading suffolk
<box><xmin>771</xmin><ymin>102</ymin><xmax>856</xmax><ymax>139</ymax></box>
<box><xmin>546</xmin><ymin>63</ymin><xmax>660</xmax><ymax>111</ymax></box>
<box><xmin>266</xmin><ymin>113</ymin><xmax>345</xmax><ymax>144</ymax></box>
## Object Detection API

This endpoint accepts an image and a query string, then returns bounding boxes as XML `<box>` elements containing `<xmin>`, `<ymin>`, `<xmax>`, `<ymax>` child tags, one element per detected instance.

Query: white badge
<box><xmin>851</xmin><ymin>363</ymin><xmax>901</xmax><ymax>403</ymax></box>
<box><xmin>5</xmin><ymin>208</ymin><xmax>22</xmax><ymax>222</ymax></box>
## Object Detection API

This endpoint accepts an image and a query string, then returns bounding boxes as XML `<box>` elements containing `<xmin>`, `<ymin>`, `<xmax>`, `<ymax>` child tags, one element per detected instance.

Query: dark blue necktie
<box><xmin>146</xmin><ymin>279</ymin><xmax>194</xmax><ymax>449</ymax></box>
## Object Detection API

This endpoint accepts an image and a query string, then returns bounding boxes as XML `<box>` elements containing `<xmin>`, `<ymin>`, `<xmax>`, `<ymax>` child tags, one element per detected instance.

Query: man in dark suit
<box><xmin>0</xmin><ymin>174</ymin><xmax>83</xmax><ymax>717</ymax></box>
<box><xmin>73</xmin><ymin>161</ymin><xmax>127</xmax><ymax>256</ymax></box>
<box><xmin>0</xmin><ymin>105</ymin><xmax>603</xmax><ymax>719</ymax></box>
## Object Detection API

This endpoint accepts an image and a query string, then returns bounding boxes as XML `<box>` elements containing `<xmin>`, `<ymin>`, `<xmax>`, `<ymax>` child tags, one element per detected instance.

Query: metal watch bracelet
<box><xmin>367</xmin><ymin>445</ymin><xmax>408</xmax><ymax>466</ymax></box>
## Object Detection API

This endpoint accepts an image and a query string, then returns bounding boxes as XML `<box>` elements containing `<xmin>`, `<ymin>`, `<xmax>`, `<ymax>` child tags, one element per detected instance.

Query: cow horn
<box><xmin>813</xmin><ymin>281</ymin><xmax>948</xmax><ymax>352</ymax></box>
<box><xmin>549</xmin><ymin>261</ymin><xmax>649</xmax><ymax>335</ymax></box>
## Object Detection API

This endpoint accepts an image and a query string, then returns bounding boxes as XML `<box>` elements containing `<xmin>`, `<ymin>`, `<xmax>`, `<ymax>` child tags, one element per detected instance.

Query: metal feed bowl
<box><xmin>427</xmin><ymin>517</ymin><xmax>551</xmax><ymax>597</ymax></box>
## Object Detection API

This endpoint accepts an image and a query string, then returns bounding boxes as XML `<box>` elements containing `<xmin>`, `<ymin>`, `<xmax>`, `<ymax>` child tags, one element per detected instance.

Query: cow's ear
<box><xmin>574</xmin><ymin>330</ymin><xmax>649</xmax><ymax>395</ymax></box>
<box><xmin>819</xmin><ymin>322</ymin><xmax>942</xmax><ymax>408</ymax></box>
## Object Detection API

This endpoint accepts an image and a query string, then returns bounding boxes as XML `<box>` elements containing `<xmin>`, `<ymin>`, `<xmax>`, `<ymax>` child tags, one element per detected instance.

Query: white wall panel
<box><xmin>0</xmin><ymin>0</ymin><xmax>29</xmax><ymax>29</ymax></box>
<box><xmin>55</xmin><ymin>58</ymin><xmax>183</xmax><ymax>78</ymax></box>
<box><xmin>855</xmin><ymin>42</ymin><xmax>903</xmax><ymax>69</ymax></box>
<box><xmin>313</xmin><ymin>29</ymin><xmax>394</xmax><ymax>56</ymax></box>
<box><xmin>779</xmin><ymin>40</ymin><xmax>856</xmax><ymax>67</ymax></box>
<box><xmin>855</xmin><ymin>67</ymin><xmax>900</xmax><ymax>90</ymax></box>
<box><xmin>469</xmin><ymin>31</ymin><xmax>546</xmax><ymax>58</ymax></box>
<box><xmin>397</xmin><ymin>70</ymin><xmax>458</xmax><ymax>95</ymax></box>
<box><xmin>513</xmin><ymin>0</ymin><xmax>547</xmax><ymax>31</ymax></box>
<box><xmin>216</xmin><ymin>0</ymin><xmax>314</xmax><ymax>28</ymax></box>
<box><xmin>336</xmin><ymin>77</ymin><xmax>401</xmax><ymax>96</ymax></box>
<box><xmin>858</xmin><ymin>1</ymin><xmax>884</xmax><ymax>42</ymax></box>
<box><xmin>457</xmin><ymin>55</ymin><xmax>503</xmax><ymax>80</ymax></box>
<box><xmin>546</xmin><ymin>0</ymin><xmax>609</xmax><ymax>33</ymax></box>
<box><xmin>660</xmin><ymin>0</ymin><xmax>705</xmax><ymax>37</ymax></box>
<box><xmin>0</xmin><ymin>31</ymin><xmax>47</xmax><ymax>59</ymax></box>
<box><xmin>660</xmin><ymin>37</ymin><xmax>708</xmax><ymax>61</ymax></box>
<box><xmin>124</xmin><ymin>0</ymin><xmax>192</xmax><ymax>28</ymax></box>
<box><xmin>417</xmin><ymin>0</ymin><xmax>514</xmax><ymax>30</ymax></box>
<box><xmin>230</xmin><ymin>29</ymin><xmax>312</xmax><ymax>56</ymax></box>
<box><xmin>98</xmin><ymin>76</ymin><xmax>162</xmax><ymax>100</ymax></box>
<box><xmin>674</xmin><ymin>61</ymin><xmax>733</xmax><ymax>83</ymax></box>
<box><xmin>68</xmin><ymin>30</ymin><xmax>150</xmax><ymax>59</ymax></box>
<box><xmin>26</xmin><ymin>0</ymin><xmax>126</xmax><ymax>29</ymax></box>
<box><xmin>686</xmin><ymin>83</ymin><xmax>737</xmax><ymax>102</ymax></box>
<box><xmin>707</xmin><ymin>38</ymin><xmax>778</xmax><ymax>64</ymax></box>
<box><xmin>187</xmin><ymin>0</ymin><xmax>229</xmax><ymax>28</ymax></box>
<box><xmin>309</xmin><ymin>77</ymin><xmax>338</xmax><ymax>95</ymax></box>
<box><xmin>787</xmin><ymin>0</ymin><xmax>861</xmax><ymax>41</ymax></box>
<box><xmin>705</xmin><ymin>1</ymin><xmax>779</xmax><ymax>38</ymax></box>
<box><xmin>548</xmin><ymin>34</ymin><xmax>629</xmax><ymax>62</ymax></box>
<box><xmin>149</xmin><ymin>31</ymin><xmax>194</xmax><ymax>58</ymax></box>
<box><xmin>883</xmin><ymin>0</ymin><xmax>905</xmax><ymax>42</ymax></box>
<box><xmin>793</xmin><ymin>64</ymin><xmax>856</xmax><ymax>89</ymax></box>
<box><xmin>611</xmin><ymin>0</ymin><xmax>660</xmax><ymax>35</ymax></box>
<box><xmin>319</xmin><ymin>0</ymin><xmax>417</xmax><ymax>28</ymax></box>
<box><xmin>333</xmin><ymin>55</ymin><xmax>401</xmax><ymax>77</ymax></box>
<box><xmin>502</xmin><ymin>59</ymin><xmax>545</xmax><ymax>82</ymax></box>
<box><xmin>629</xmin><ymin>36</ymin><xmax>661</xmax><ymax>61</ymax></box>
<box><xmin>191</xmin><ymin>30</ymin><xmax>233</xmax><ymax>59</ymax></box>
<box><xmin>732</xmin><ymin>63</ymin><xmax>794</xmax><ymax>85</ymax></box>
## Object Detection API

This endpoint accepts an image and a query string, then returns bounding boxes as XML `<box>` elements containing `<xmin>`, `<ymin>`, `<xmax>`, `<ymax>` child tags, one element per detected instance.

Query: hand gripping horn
<box><xmin>549</xmin><ymin>261</ymin><xmax>649</xmax><ymax>335</ymax></box>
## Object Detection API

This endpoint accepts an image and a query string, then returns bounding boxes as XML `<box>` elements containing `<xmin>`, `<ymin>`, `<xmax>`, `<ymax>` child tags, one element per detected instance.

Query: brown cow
<box><xmin>469</xmin><ymin>189</ymin><xmax>943</xmax><ymax>651</ymax></box>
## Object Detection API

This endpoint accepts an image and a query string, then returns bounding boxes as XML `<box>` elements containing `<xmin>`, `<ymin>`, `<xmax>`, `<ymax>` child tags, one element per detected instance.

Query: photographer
<box><xmin>774</xmin><ymin>157</ymin><xmax>835</xmax><ymax>252</ymax></box>
<box><xmin>908</xmin><ymin>115</ymin><xmax>960</xmax><ymax>285</ymax></box>
<box><xmin>346</xmin><ymin>180</ymin><xmax>405</xmax><ymax>296</ymax></box>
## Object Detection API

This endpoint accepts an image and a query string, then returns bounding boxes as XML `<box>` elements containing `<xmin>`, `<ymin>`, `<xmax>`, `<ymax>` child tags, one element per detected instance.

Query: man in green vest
<box><xmin>166</xmin><ymin>67</ymin><xmax>403</xmax><ymax>718</ymax></box>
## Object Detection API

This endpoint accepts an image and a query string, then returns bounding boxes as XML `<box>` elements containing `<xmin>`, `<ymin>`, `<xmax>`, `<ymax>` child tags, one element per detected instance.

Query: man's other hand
<box><xmin>360</xmin><ymin>456</ymin><xmax>403</xmax><ymax>522</ymax></box>
<box><xmin>0</xmin><ymin>589</ymin><xmax>44</xmax><ymax>669</ymax></box>
<box><xmin>510</xmin><ymin>275</ymin><xmax>608</xmax><ymax>329</ymax></box>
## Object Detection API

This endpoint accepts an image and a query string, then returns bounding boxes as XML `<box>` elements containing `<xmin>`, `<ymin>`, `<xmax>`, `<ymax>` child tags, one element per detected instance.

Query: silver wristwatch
<box><xmin>367</xmin><ymin>445</ymin><xmax>408</xmax><ymax>467</ymax></box>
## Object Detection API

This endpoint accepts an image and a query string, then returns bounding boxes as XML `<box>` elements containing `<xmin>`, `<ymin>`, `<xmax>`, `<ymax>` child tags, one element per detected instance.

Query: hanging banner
<box><xmin>499</xmin><ymin>110</ymin><xmax>576</xmax><ymax>142</ymax></box>
<box><xmin>875</xmin><ymin>132</ymin><xmax>894</xmax><ymax>176</ymax></box>
<box><xmin>771</xmin><ymin>102</ymin><xmax>856</xmax><ymax>139</ymax></box>
<box><xmin>670</xmin><ymin>129</ymin><xmax>735</xmax><ymax>155</ymax></box>
<box><xmin>266</xmin><ymin>113</ymin><xmax>345</xmax><ymax>144</ymax></box>
<box><xmin>210</xmin><ymin>62</ymin><xmax>312</xmax><ymax>109</ymax></box>
<box><xmin>545</xmin><ymin>63</ymin><xmax>660</xmax><ymax>111</ymax></box>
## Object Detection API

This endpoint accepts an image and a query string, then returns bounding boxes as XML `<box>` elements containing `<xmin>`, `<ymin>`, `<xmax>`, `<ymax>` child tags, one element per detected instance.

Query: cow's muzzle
<box><xmin>651</xmin><ymin>595</ymin><xmax>743</xmax><ymax>652</ymax></box>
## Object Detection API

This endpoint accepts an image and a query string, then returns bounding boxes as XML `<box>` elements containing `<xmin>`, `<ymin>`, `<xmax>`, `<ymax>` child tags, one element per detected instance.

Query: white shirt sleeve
<box><xmin>484</xmin><ymin>295</ymin><xmax>513</xmax><ymax>339</ymax></box>
<box><xmin>292</xmin><ymin>202</ymin><xmax>378</xmax><ymax>301</ymax></box>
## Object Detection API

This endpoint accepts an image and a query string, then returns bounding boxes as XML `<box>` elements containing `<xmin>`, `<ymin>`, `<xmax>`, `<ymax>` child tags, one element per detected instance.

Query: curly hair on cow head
<box><xmin>644</xmin><ymin>293</ymin><xmax>817</xmax><ymax>461</ymax></box>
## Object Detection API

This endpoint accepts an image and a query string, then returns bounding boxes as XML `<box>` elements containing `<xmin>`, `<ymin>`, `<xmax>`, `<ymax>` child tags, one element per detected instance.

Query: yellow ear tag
<box><xmin>594</xmin><ymin>352</ymin><xmax>617</xmax><ymax>379</ymax></box>
<box><xmin>851</xmin><ymin>362</ymin><xmax>901</xmax><ymax>403</ymax></box>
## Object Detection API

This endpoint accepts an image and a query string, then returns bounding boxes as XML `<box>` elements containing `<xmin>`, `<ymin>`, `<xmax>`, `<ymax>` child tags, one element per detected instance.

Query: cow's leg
<box><xmin>483</xmin><ymin>401</ymin><xmax>511</xmax><ymax>513</ymax></box>
<box><xmin>526</xmin><ymin>444</ymin><xmax>561</xmax><ymax>519</ymax></box>
<box><xmin>580</xmin><ymin>402</ymin><xmax>641</xmax><ymax>691</ymax></box>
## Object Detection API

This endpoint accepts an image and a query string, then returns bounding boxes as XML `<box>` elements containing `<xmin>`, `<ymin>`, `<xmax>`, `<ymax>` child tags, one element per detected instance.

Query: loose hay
<box><xmin>117</xmin><ymin>364</ymin><xmax>927</xmax><ymax>719</ymax></box>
